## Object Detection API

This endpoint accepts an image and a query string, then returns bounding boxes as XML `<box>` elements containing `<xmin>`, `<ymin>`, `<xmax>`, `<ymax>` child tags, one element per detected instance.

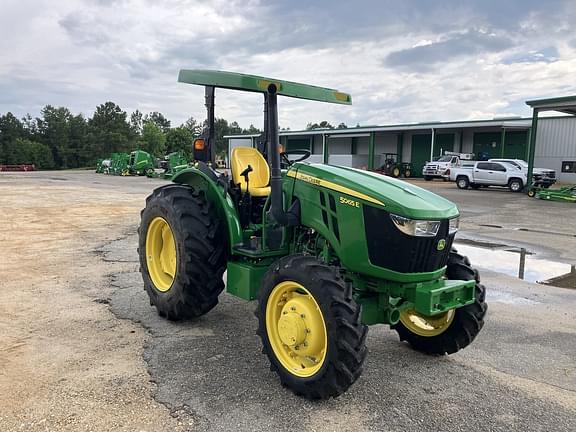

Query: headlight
<box><xmin>390</xmin><ymin>214</ymin><xmax>441</xmax><ymax>237</ymax></box>
<box><xmin>449</xmin><ymin>217</ymin><xmax>459</xmax><ymax>234</ymax></box>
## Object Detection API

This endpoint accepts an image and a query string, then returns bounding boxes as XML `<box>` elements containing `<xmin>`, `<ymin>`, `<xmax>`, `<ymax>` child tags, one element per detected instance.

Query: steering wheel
<box><xmin>280</xmin><ymin>149</ymin><xmax>311</xmax><ymax>166</ymax></box>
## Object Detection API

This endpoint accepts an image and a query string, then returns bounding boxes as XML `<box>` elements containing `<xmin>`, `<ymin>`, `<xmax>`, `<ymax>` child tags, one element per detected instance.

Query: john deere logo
<box><xmin>437</xmin><ymin>239</ymin><xmax>446</xmax><ymax>251</ymax></box>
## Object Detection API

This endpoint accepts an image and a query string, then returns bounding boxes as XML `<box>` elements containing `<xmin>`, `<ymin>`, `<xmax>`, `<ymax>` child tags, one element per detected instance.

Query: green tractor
<box><xmin>138</xmin><ymin>70</ymin><xmax>487</xmax><ymax>399</ymax></box>
<box><xmin>375</xmin><ymin>153</ymin><xmax>412</xmax><ymax>178</ymax></box>
<box><xmin>125</xmin><ymin>150</ymin><xmax>156</xmax><ymax>176</ymax></box>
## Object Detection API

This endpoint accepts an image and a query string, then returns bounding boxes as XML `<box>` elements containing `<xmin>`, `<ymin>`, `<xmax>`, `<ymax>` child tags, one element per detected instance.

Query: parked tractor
<box><xmin>138</xmin><ymin>70</ymin><xmax>487</xmax><ymax>399</ymax></box>
<box><xmin>374</xmin><ymin>153</ymin><xmax>412</xmax><ymax>178</ymax></box>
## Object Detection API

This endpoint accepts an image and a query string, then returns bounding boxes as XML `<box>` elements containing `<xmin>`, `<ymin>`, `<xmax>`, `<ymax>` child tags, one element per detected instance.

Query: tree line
<box><xmin>0</xmin><ymin>102</ymin><xmax>262</xmax><ymax>169</ymax></box>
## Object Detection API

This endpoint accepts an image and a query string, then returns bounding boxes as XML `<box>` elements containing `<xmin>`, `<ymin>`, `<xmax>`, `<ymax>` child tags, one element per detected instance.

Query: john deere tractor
<box><xmin>138</xmin><ymin>70</ymin><xmax>487</xmax><ymax>399</ymax></box>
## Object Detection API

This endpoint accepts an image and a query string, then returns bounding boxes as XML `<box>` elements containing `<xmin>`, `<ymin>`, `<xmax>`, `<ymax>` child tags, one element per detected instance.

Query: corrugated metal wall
<box><xmin>536</xmin><ymin>117</ymin><xmax>576</xmax><ymax>183</ymax></box>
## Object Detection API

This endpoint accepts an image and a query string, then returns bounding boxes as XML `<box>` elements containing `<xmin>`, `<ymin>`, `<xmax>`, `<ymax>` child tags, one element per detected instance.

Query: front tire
<box><xmin>456</xmin><ymin>176</ymin><xmax>470</xmax><ymax>189</ymax></box>
<box><xmin>256</xmin><ymin>255</ymin><xmax>368</xmax><ymax>399</ymax></box>
<box><xmin>139</xmin><ymin>184</ymin><xmax>227</xmax><ymax>320</ymax></box>
<box><xmin>391</xmin><ymin>250</ymin><xmax>487</xmax><ymax>355</ymax></box>
<box><xmin>509</xmin><ymin>178</ymin><xmax>523</xmax><ymax>192</ymax></box>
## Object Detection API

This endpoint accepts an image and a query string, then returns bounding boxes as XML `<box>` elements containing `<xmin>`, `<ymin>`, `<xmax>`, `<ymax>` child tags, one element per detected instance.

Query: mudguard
<box><xmin>172</xmin><ymin>167</ymin><xmax>242</xmax><ymax>251</ymax></box>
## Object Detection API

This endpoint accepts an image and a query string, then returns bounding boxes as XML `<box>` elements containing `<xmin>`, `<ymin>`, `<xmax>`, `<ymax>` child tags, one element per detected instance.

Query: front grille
<box><xmin>363</xmin><ymin>206</ymin><xmax>454</xmax><ymax>273</ymax></box>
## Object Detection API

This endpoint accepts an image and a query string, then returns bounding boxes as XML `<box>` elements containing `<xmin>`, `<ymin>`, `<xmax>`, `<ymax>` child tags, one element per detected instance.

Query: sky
<box><xmin>1</xmin><ymin>0</ymin><xmax>576</xmax><ymax>130</ymax></box>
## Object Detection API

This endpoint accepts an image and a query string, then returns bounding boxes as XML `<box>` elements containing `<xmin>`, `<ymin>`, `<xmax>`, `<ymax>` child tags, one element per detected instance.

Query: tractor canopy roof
<box><xmin>178</xmin><ymin>69</ymin><xmax>351</xmax><ymax>105</ymax></box>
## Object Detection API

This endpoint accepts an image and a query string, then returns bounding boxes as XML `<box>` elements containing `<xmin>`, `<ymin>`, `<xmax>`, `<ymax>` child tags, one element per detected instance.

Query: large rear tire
<box><xmin>391</xmin><ymin>250</ymin><xmax>487</xmax><ymax>355</ymax></box>
<box><xmin>139</xmin><ymin>184</ymin><xmax>227</xmax><ymax>320</ymax></box>
<box><xmin>256</xmin><ymin>255</ymin><xmax>368</xmax><ymax>399</ymax></box>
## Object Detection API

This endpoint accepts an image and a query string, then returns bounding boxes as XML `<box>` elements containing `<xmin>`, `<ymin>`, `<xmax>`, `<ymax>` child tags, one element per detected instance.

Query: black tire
<box><xmin>425</xmin><ymin>176</ymin><xmax>433</xmax><ymax>181</ymax></box>
<box><xmin>508</xmin><ymin>178</ymin><xmax>523</xmax><ymax>193</ymax></box>
<box><xmin>470</xmin><ymin>183</ymin><xmax>481</xmax><ymax>190</ymax></box>
<box><xmin>138</xmin><ymin>184</ymin><xmax>227</xmax><ymax>320</ymax></box>
<box><xmin>527</xmin><ymin>189</ymin><xmax>536</xmax><ymax>198</ymax></box>
<box><xmin>256</xmin><ymin>255</ymin><xmax>368</xmax><ymax>399</ymax></box>
<box><xmin>392</xmin><ymin>167</ymin><xmax>401</xmax><ymax>178</ymax></box>
<box><xmin>456</xmin><ymin>176</ymin><xmax>469</xmax><ymax>189</ymax></box>
<box><xmin>391</xmin><ymin>250</ymin><xmax>487</xmax><ymax>355</ymax></box>
<box><xmin>404</xmin><ymin>169</ymin><xmax>411</xmax><ymax>178</ymax></box>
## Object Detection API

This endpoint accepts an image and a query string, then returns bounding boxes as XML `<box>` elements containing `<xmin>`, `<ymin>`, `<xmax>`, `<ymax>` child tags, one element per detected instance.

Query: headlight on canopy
<box><xmin>390</xmin><ymin>214</ymin><xmax>441</xmax><ymax>237</ymax></box>
<box><xmin>449</xmin><ymin>217</ymin><xmax>460</xmax><ymax>234</ymax></box>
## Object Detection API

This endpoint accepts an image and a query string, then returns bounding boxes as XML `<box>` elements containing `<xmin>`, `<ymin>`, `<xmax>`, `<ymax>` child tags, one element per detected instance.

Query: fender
<box><xmin>172</xmin><ymin>167</ymin><xmax>242</xmax><ymax>251</ymax></box>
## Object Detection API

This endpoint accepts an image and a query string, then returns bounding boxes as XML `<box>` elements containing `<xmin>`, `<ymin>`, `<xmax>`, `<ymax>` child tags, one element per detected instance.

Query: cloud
<box><xmin>384</xmin><ymin>29</ymin><xmax>514</xmax><ymax>71</ymax></box>
<box><xmin>1</xmin><ymin>0</ymin><xmax>576</xmax><ymax>130</ymax></box>
<box><xmin>503</xmin><ymin>47</ymin><xmax>559</xmax><ymax>65</ymax></box>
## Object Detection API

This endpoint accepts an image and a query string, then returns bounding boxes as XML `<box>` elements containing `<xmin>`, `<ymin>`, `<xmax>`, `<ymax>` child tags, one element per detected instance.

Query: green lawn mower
<box><xmin>138</xmin><ymin>70</ymin><xmax>487</xmax><ymax>399</ymax></box>
<box><xmin>528</xmin><ymin>185</ymin><xmax>576</xmax><ymax>203</ymax></box>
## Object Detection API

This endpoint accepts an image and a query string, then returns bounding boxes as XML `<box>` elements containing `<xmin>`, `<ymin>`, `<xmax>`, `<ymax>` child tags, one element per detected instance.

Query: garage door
<box><xmin>503</xmin><ymin>131</ymin><xmax>528</xmax><ymax>159</ymax></box>
<box><xmin>473</xmin><ymin>132</ymin><xmax>501</xmax><ymax>160</ymax></box>
<box><xmin>435</xmin><ymin>133</ymin><xmax>454</xmax><ymax>155</ymax></box>
<box><xmin>411</xmin><ymin>134</ymin><xmax>431</xmax><ymax>178</ymax></box>
<box><xmin>411</xmin><ymin>133</ymin><xmax>454</xmax><ymax>177</ymax></box>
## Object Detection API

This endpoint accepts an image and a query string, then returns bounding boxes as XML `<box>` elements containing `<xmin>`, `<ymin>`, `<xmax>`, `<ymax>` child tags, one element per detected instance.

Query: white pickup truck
<box><xmin>422</xmin><ymin>153</ymin><xmax>475</xmax><ymax>180</ymax></box>
<box><xmin>488</xmin><ymin>158</ymin><xmax>557</xmax><ymax>188</ymax></box>
<box><xmin>450</xmin><ymin>161</ymin><xmax>528</xmax><ymax>192</ymax></box>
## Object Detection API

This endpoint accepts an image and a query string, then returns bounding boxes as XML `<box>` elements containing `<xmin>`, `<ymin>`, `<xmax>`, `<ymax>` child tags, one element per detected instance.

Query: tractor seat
<box><xmin>231</xmin><ymin>147</ymin><xmax>271</xmax><ymax>197</ymax></box>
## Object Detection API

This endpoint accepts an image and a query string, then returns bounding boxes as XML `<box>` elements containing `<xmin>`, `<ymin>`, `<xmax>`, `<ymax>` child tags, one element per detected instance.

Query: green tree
<box><xmin>69</xmin><ymin>114</ymin><xmax>88</xmax><ymax>168</ymax></box>
<box><xmin>140</xmin><ymin>122</ymin><xmax>166</xmax><ymax>156</ymax></box>
<box><xmin>165</xmin><ymin>127</ymin><xmax>194</xmax><ymax>157</ymax></box>
<box><xmin>228</xmin><ymin>121</ymin><xmax>242</xmax><ymax>135</ymax></box>
<box><xmin>181</xmin><ymin>116</ymin><xmax>202</xmax><ymax>136</ymax></box>
<box><xmin>337</xmin><ymin>122</ymin><xmax>348</xmax><ymax>129</ymax></box>
<box><xmin>243</xmin><ymin>124</ymin><xmax>261</xmax><ymax>134</ymax></box>
<box><xmin>21</xmin><ymin>113</ymin><xmax>39</xmax><ymax>138</ymax></box>
<box><xmin>36</xmin><ymin>106</ymin><xmax>73</xmax><ymax>168</ymax></box>
<box><xmin>13</xmin><ymin>138</ymin><xmax>54</xmax><ymax>168</ymax></box>
<box><xmin>130</xmin><ymin>110</ymin><xmax>144</xmax><ymax>135</ymax></box>
<box><xmin>306</xmin><ymin>121</ymin><xmax>334</xmax><ymax>130</ymax></box>
<box><xmin>0</xmin><ymin>112</ymin><xmax>25</xmax><ymax>164</ymax></box>
<box><xmin>208</xmin><ymin>117</ymin><xmax>231</xmax><ymax>154</ymax></box>
<box><xmin>144</xmin><ymin>111</ymin><xmax>171</xmax><ymax>133</ymax></box>
<box><xmin>87</xmin><ymin>102</ymin><xmax>134</xmax><ymax>163</ymax></box>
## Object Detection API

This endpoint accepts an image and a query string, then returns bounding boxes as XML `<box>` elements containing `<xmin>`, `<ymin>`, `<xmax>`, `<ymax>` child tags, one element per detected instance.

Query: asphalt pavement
<box><xmin>97</xmin><ymin>175</ymin><xmax>576</xmax><ymax>432</ymax></box>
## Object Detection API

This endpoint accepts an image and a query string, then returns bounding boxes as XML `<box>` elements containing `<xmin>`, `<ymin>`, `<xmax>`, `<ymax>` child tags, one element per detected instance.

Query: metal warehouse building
<box><xmin>227</xmin><ymin>96</ymin><xmax>576</xmax><ymax>183</ymax></box>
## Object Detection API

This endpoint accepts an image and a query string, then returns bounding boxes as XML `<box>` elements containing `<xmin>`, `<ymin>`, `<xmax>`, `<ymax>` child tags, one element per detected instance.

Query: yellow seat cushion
<box><xmin>231</xmin><ymin>147</ymin><xmax>270</xmax><ymax>197</ymax></box>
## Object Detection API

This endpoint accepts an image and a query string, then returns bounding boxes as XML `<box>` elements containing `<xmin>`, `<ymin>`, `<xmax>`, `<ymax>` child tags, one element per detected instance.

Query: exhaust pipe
<box><xmin>267</xmin><ymin>84</ymin><xmax>299</xmax><ymax>226</ymax></box>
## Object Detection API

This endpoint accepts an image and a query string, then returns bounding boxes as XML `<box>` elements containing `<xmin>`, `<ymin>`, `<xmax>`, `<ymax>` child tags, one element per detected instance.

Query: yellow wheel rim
<box><xmin>265</xmin><ymin>281</ymin><xmax>327</xmax><ymax>378</ymax></box>
<box><xmin>145</xmin><ymin>217</ymin><xmax>177</xmax><ymax>292</ymax></box>
<box><xmin>400</xmin><ymin>309</ymin><xmax>455</xmax><ymax>337</ymax></box>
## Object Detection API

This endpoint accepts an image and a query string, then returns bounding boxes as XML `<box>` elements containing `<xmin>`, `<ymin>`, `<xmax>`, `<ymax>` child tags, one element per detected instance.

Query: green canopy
<box><xmin>178</xmin><ymin>69</ymin><xmax>352</xmax><ymax>105</ymax></box>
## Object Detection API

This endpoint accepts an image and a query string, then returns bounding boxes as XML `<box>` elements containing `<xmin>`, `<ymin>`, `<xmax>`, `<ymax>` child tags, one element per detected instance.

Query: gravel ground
<box><xmin>1</xmin><ymin>171</ymin><xmax>575</xmax><ymax>432</ymax></box>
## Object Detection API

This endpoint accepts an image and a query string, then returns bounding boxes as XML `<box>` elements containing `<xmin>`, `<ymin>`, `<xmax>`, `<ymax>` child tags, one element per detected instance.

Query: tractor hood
<box><xmin>290</xmin><ymin>163</ymin><xmax>459</xmax><ymax>220</ymax></box>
